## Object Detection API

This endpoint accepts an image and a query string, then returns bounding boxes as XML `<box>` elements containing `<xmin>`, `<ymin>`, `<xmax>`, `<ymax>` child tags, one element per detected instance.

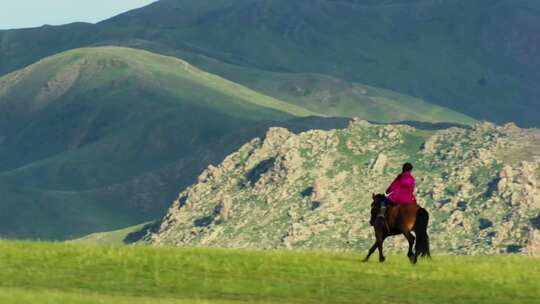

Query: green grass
<box><xmin>70</xmin><ymin>222</ymin><xmax>153</xmax><ymax>245</ymax></box>
<box><xmin>0</xmin><ymin>288</ymin><xmax>234</xmax><ymax>304</ymax></box>
<box><xmin>401</xmin><ymin>132</ymin><xmax>427</xmax><ymax>158</ymax></box>
<box><xmin>445</xmin><ymin>185</ymin><xmax>460</xmax><ymax>196</ymax></box>
<box><xmin>0</xmin><ymin>241</ymin><xmax>538</xmax><ymax>304</ymax></box>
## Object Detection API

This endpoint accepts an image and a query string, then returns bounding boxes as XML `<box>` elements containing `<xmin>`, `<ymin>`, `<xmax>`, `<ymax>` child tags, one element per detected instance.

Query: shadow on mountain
<box><xmin>484</xmin><ymin>177</ymin><xmax>500</xmax><ymax>198</ymax></box>
<box><xmin>370</xmin><ymin>120</ymin><xmax>470</xmax><ymax>130</ymax></box>
<box><xmin>244</xmin><ymin>158</ymin><xmax>276</xmax><ymax>186</ymax></box>
<box><xmin>123</xmin><ymin>221</ymin><xmax>160</xmax><ymax>244</ymax></box>
<box><xmin>301</xmin><ymin>187</ymin><xmax>314</xmax><ymax>197</ymax></box>
<box><xmin>479</xmin><ymin>218</ymin><xmax>494</xmax><ymax>230</ymax></box>
<box><xmin>531</xmin><ymin>213</ymin><xmax>540</xmax><ymax>229</ymax></box>
<box><xmin>194</xmin><ymin>216</ymin><xmax>214</xmax><ymax>227</ymax></box>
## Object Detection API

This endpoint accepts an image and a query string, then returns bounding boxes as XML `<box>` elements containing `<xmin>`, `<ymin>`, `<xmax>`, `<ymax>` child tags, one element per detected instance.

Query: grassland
<box><xmin>0</xmin><ymin>241</ymin><xmax>538</xmax><ymax>304</ymax></box>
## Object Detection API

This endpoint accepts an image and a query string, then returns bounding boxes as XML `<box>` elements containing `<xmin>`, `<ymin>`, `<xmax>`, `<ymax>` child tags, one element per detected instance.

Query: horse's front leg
<box><xmin>376</xmin><ymin>230</ymin><xmax>386</xmax><ymax>263</ymax></box>
<box><xmin>403</xmin><ymin>231</ymin><xmax>416</xmax><ymax>263</ymax></box>
<box><xmin>363</xmin><ymin>242</ymin><xmax>378</xmax><ymax>262</ymax></box>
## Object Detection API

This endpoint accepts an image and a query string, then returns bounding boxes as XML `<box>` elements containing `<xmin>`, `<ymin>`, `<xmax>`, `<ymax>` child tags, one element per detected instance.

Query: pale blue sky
<box><xmin>0</xmin><ymin>0</ymin><xmax>158</xmax><ymax>29</ymax></box>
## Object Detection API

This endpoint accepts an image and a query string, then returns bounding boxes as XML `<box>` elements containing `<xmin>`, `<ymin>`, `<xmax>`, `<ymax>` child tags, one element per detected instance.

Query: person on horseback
<box><xmin>366</xmin><ymin>163</ymin><xmax>429</xmax><ymax>263</ymax></box>
<box><xmin>379</xmin><ymin>162</ymin><xmax>416</xmax><ymax>217</ymax></box>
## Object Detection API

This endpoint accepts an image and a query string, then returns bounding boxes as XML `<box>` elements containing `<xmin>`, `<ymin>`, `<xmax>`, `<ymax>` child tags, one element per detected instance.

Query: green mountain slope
<box><xmin>0</xmin><ymin>0</ymin><xmax>538</xmax><ymax>126</ymax></box>
<box><xmin>0</xmin><ymin>46</ymin><xmax>315</xmax><ymax>240</ymax></box>
<box><xmin>169</xmin><ymin>50</ymin><xmax>475</xmax><ymax>124</ymax></box>
<box><xmin>0</xmin><ymin>46</ymin><xmax>315</xmax><ymax>187</ymax></box>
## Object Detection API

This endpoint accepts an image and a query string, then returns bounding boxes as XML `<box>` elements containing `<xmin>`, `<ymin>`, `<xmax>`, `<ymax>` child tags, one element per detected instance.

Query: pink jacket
<box><xmin>386</xmin><ymin>171</ymin><xmax>417</xmax><ymax>205</ymax></box>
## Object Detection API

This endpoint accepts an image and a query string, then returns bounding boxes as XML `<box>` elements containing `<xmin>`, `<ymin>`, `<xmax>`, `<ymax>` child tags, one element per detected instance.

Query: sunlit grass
<box><xmin>0</xmin><ymin>241</ymin><xmax>538</xmax><ymax>303</ymax></box>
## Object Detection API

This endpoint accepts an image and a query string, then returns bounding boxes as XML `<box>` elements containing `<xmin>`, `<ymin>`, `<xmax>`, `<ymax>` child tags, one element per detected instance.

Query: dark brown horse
<box><xmin>363</xmin><ymin>193</ymin><xmax>430</xmax><ymax>264</ymax></box>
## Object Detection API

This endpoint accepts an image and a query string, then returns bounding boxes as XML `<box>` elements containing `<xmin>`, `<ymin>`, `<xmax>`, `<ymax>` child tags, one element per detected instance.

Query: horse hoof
<box><xmin>379</xmin><ymin>257</ymin><xmax>386</xmax><ymax>263</ymax></box>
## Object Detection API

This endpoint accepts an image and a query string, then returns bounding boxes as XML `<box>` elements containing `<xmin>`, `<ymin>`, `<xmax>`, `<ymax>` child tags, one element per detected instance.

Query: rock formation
<box><xmin>145</xmin><ymin>120</ymin><xmax>540</xmax><ymax>255</ymax></box>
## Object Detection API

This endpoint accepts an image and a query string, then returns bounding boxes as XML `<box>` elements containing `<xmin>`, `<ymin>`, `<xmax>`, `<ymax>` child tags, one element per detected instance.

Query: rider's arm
<box><xmin>386</xmin><ymin>175</ymin><xmax>400</xmax><ymax>194</ymax></box>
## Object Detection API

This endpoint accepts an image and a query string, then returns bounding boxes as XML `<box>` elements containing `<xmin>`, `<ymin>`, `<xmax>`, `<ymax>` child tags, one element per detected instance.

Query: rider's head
<box><xmin>402</xmin><ymin>163</ymin><xmax>413</xmax><ymax>172</ymax></box>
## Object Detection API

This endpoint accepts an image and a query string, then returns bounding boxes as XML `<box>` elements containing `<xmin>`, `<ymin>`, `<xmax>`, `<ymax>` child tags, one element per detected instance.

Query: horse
<box><xmin>363</xmin><ymin>193</ymin><xmax>430</xmax><ymax>264</ymax></box>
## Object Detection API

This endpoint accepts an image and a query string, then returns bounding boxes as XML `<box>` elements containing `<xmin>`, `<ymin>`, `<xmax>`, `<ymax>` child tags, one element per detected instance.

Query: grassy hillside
<box><xmin>0</xmin><ymin>39</ymin><xmax>475</xmax><ymax>126</ymax></box>
<box><xmin>163</xmin><ymin>48</ymin><xmax>475</xmax><ymax>124</ymax></box>
<box><xmin>0</xmin><ymin>46</ymin><xmax>314</xmax><ymax>186</ymax></box>
<box><xmin>0</xmin><ymin>0</ymin><xmax>538</xmax><ymax>126</ymax></box>
<box><xmin>0</xmin><ymin>46</ymin><xmax>315</xmax><ymax>240</ymax></box>
<box><xmin>0</xmin><ymin>241</ymin><xmax>538</xmax><ymax>303</ymax></box>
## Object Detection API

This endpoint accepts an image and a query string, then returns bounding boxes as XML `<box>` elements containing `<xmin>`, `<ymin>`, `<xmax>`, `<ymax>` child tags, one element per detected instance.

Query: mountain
<box><xmin>172</xmin><ymin>53</ymin><xmax>475</xmax><ymax>124</ymax></box>
<box><xmin>0</xmin><ymin>0</ymin><xmax>539</xmax><ymax>126</ymax></box>
<box><xmin>1</xmin><ymin>0</ymin><xmax>537</xmax><ymax>241</ymax></box>
<box><xmin>0</xmin><ymin>46</ymin><xmax>315</xmax><ymax>240</ymax></box>
<box><xmin>144</xmin><ymin>120</ymin><xmax>540</xmax><ymax>255</ymax></box>
<box><xmin>0</xmin><ymin>45</ymin><xmax>474</xmax><ymax>240</ymax></box>
<box><xmin>0</xmin><ymin>46</ymin><xmax>316</xmax><ymax>190</ymax></box>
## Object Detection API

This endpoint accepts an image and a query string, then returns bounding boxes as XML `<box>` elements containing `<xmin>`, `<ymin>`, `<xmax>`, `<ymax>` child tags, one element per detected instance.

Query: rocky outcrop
<box><xmin>146</xmin><ymin>120</ymin><xmax>540</xmax><ymax>255</ymax></box>
<box><xmin>370</xmin><ymin>153</ymin><xmax>388</xmax><ymax>174</ymax></box>
<box><xmin>525</xmin><ymin>230</ymin><xmax>540</xmax><ymax>256</ymax></box>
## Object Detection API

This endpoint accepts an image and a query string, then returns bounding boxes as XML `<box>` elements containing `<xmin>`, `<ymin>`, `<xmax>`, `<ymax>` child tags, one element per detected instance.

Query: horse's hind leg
<box><xmin>403</xmin><ymin>232</ymin><xmax>416</xmax><ymax>263</ymax></box>
<box><xmin>363</xmin><ymin>242</ymin><xmax>378</xmax><ymax>263</ymax></box>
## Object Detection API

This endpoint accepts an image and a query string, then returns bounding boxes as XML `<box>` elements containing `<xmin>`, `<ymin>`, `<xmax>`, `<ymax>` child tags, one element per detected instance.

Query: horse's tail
<box><xmin>414</xmin><ymin>207</ymin><xmax>431</xmax><ymax>258</ymax></box>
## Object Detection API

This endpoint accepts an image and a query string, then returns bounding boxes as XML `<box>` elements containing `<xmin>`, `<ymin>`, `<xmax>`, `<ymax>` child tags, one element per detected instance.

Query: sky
<box><xmin>0</xmin><ymin>0</ymin><xmax>158</xmax><ymax>30</ymax></box>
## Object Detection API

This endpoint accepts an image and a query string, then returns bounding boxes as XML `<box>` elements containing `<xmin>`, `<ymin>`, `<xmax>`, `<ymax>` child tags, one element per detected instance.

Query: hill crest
<box><xmin>0</xmin><ymin>46</ymin><xmax>315</xmax><ymax>118</ymax></box>
<box><xmin>1</xmin><ymin>0</ymin><xmax>539</xmax><ymax>125</ymax></box>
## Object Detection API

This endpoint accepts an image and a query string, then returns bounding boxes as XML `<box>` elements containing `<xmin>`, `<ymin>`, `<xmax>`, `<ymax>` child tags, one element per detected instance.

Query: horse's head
<box><xmin>371</xmin><ymin>193</ymin><xmax>387</xmax><ymax>208</ymax></box>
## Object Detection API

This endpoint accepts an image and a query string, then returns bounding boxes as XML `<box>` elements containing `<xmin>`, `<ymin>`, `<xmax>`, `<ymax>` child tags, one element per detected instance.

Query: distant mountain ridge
<box><xmin>0</xmin><ymin>0</ymin><xmax>538</xmax><ymax>126</ymax></box>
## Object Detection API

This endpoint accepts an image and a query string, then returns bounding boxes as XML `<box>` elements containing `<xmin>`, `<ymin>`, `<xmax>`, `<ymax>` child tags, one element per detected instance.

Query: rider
<box><xmin>379</xmin><ymin>163</ymin><xmax>417</xmax><ymax>217</ymax></box>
